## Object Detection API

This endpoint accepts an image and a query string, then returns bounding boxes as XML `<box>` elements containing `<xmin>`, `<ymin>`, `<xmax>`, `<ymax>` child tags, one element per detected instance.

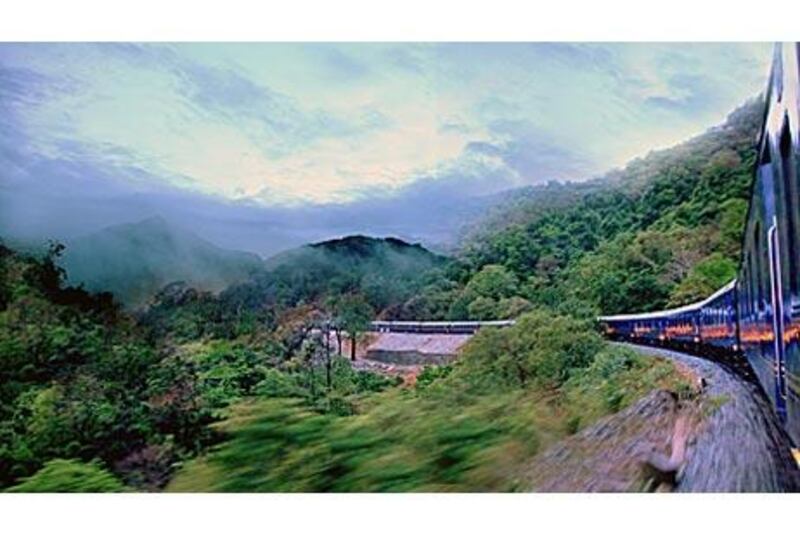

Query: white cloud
<box><xmin>0</xmin><ymin>42</ymin><xmax>773</xmax><ymax>206</ymax></box>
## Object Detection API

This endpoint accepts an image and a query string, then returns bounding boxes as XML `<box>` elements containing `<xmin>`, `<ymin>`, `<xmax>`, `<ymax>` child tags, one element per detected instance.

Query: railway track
<box><xmin>620</xmin><ymin>343</ymin><xmax>800</xmax><ymax>491</ymax></box>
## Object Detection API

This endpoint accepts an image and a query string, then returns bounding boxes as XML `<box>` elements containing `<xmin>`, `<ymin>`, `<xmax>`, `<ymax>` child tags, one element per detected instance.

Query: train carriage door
<box><xmin>768</xmin><ymin>216</ymin><xmax>789</xmax><ymax>419</ymax></box>
<box><xmin>778</xmin><ymin>114</ymin><xmax>798</xmax><ymax>424</ymax></box>
<box><xmin>779</xmin><ymin>120</ymin><xmax>799</xmax><ymax>302</ymax></box>
<box><xmin>754</xmin><ymin>220</ymin><xmax>768</xmax><ymax>361</ymax></box>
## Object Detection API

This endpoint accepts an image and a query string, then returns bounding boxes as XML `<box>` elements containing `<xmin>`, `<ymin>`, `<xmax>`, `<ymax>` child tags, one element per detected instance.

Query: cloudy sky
<box><xmin>0</xmin><ymin>43</ymin><xmax>774</xmax><ymax>254</ymax></box>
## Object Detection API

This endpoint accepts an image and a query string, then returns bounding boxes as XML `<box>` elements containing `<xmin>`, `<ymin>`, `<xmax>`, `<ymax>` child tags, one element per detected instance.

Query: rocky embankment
<box><xmin>524</xmin><ymin>343</ymin><xmax>800</xmax><ymax>492</ymax></box>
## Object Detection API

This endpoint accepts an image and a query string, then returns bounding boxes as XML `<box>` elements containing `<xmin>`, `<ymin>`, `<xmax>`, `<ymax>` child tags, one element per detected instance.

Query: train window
<box><xmin>741</xmin><ymin>259</ymin><xmax>749</xmax><ymax>316</ymax></box>
<box><xmin>780</xmin><ymin>117</ymin><xmax>792</xmax><ymax>159</ymax></box>
<box><xmin>749</xmin><ymin>263</ymin><xmax>754</xmax><ymax>315</ymax></box>
<box><xmin>753</xmin><ymin>220</ymin><xmax>764</xmax><ymax>313</ymax></box>
<box><xmin>760</xmin><ymin>139</ymin><xmax>772</xmax><ymax>165</ymax></box>
<box><xmin>779</xmin><ymin>117</ymin><xmax>799</xmax><ymax>296</ymax></box>
<box><xmin>773</xmin><ymin>45</ymin><xmax>784</xmax><ymax>103</ymax></box>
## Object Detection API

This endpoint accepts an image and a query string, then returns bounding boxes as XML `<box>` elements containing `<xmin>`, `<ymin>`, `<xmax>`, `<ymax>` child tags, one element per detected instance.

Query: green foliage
<box><xmin>466</xmin><ymin>296</ymin><xmax>499</xmax><ymax>320</ymax></box>
<box><xmin>253</xmin><ymin>368</ymin><xmax>307</xmax><ymax>398</ymax></box>
<box><xmin>668</xmin><ymin>253</ymin><xmax>737</xmax><ymax>306</ymax></box>
<box><xmin>223</xmin><ymin>235</ymin><xmax>447</xmax><ymax>319</ymax></box>
<box><xmin>186</xmin><ymin>340</ymin><xmax>277</xmax><ymax>412</ymax></box>
<box><xmin>463</xmin><ymin>264</ymin><xmax>519</xmax><ymax>301</ymax></box>
<box><xmin>454</xmin><ymin>310</ymin><xmax>603</xmax><ymax>390</ymax></box>
<box><xmin>170</xmin><ymin>394</ymin><xmax>527</xmax><ymax>492</ymax></box>
<box><xmin>559</xmin><ymin>344</ymin><xmax>688</xmax><ymax>430</ymax></box>
<box><xmin>6</xmin><ymin>459</ymin><xmax>125</xmax><ymax>493</ymax></box>
<box><xmin>447</xmin><ymin>264</ymin><xmax>528</xmax><ymax>320</ymax></box>
<box><xmin>349</xmin><ymin>364</ymin><xmax>403</xmax><ymax>393</ymax></box>
<box><xmin>333</xmin><ymin>293</ymin><xmax>373</xmax><ymax>359</ymax></box>
<box><xmin>415</xmin><ymin>364</ymin><xmax>453</xmax><ymax>389</ymax></box>
<box><xmin>334</xmin><ymin>294</ymin><xmax>373</xmax><ymax>334</ymax></box>
<box><xmin>140</xmin><ymin>281</ymin><xmax>276</xmax><ymax>343</ymax></box>
<box><xmin>170</xmin><ymin>318</ymin><xmax>686</xmax><ymax>492</ymax></box>
<box><xmin>0</xmin><ymin>242</ymin><xmax>406</xmax><ymax>491</ymax></box>
<box><xmin>495</xmin><ymin>296</ymin><xmax>534</xmax><ymax>319</ymax></box>
<box><xmin>0</xmin><ymin>246</ymin><xmax>214</xmax><ymax>490</ymax></box>
<box><xmin>417</xmin><ymin>98</ymin><xmax>762</xmax><ymax>318</ymax></box>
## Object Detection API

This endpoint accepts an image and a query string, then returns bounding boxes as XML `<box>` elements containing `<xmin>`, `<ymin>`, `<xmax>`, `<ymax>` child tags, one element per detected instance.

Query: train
<box><xmin>598</xmin><ymin>43</ymin><xmax>800</xmax><ymax>446</ymax></box>
<box><xmin>370</xmin><ymin>320</ymin><xmax>515</xmax><ymax>335</ymax></box>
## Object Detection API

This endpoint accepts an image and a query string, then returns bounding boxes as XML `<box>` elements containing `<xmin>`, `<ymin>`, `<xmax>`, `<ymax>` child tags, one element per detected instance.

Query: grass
<box><xmin>702</xmin><ymin>394</ymin><xmax>731</xmax><ymax>417</ymax></box>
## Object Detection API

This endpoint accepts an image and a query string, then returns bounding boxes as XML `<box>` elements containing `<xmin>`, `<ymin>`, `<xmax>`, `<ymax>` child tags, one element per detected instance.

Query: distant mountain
<box><xmin>266</xmin><ymin>234</ymin><xmax>443</xmax><ymax>270</ymax></box>
<box><xmin>60</xmin><ymin>216</ymin><xmax>263</xmax><ymax>306</ymax></box>
<box><xmin>222</xmin><ymin>235</ymin><xmax>448</xmax><ymax>314</ymax></box>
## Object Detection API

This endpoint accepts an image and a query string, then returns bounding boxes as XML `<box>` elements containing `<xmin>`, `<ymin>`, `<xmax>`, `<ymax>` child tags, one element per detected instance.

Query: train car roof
<box><xmin>597</xmin><ymin>278</ymin><xmax>737</xmax><ymax>322</ymax></box>
<box><xmin>370</xmin><ymin>320</ymin><xmax>516</xmax><ymax>327</ymax></box>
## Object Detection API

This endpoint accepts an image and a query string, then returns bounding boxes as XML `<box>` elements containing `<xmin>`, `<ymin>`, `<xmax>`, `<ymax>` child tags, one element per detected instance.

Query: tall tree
<box><xmin>335</xmin><ymin>294</ymin><xmax>373</xmax><ymax>361</ymax></box>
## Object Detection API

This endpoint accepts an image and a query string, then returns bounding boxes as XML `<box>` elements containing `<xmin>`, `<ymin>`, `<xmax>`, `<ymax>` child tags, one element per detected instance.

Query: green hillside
<box><xmin>403</xmin><ymin>97</ymin><xmax>763</xmax><ymax>320</ymax></box>
<box><xmin>60</xmin><ymin>217</ymin><xmax>263</xmax><ymax>307</ymax></box>
<box><xmin>223</xmin><ymin>235</ymin><xmax>449</xmax><ymax>316</ymax></box>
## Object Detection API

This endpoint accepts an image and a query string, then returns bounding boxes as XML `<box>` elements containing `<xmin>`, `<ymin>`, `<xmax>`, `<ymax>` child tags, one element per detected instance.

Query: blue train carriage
<box><xmin>698</xmin><ymin>279</ymin><xmax>739</xmax><ymax>352</ymax></box>
<box><xmin>600</xmin><ymin>43</ymin><xmax>800</xmax><ymax>445</ymax></box>
<box><xmin>739</xmin><ymin>43</ymin><xmax>800</xmax><ymax>441</ymax></box>
<box><xmin>598</xmin><ymin>279</ymin><xmax>736</xmax><ymax>350</ymax></box>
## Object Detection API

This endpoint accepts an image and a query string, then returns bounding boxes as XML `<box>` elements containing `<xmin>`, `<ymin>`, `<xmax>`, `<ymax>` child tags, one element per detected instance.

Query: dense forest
<box><xmin>418</xmin><ymin>97</ymin><xmax>763</xmax><ymax>319</ymax></box>
<box><xmin>0</xmin><ymin>96</ymin><xmax>763</xmax><ymax>491</ymax></box>
<box><xmin>0</xmin><ymin>242</ymin><xmax>401</xmax><ymax>490</ymax></box>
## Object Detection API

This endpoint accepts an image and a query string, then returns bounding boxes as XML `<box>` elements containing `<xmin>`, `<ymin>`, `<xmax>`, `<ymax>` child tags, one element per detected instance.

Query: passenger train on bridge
<box><xmin>599</xmin><ymin>43</ymin><xmax>800</xmax><ymax>445</ymax></box>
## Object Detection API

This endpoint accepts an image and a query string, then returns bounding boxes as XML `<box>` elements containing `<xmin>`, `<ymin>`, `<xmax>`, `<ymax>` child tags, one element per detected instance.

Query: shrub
<box><xmin>455</xmin><ymin>309</ymin><xmax>603</xmax><ymax>390</ymax></box>
<box><xmin>415</xmin><ymin>365</ymin><xmax>453</xmax><ymax>390</ymax></box>
<box><xmin>6</xmin><ymin>459</ymin><xmax>125</xmax><ymax>493</ymax></box>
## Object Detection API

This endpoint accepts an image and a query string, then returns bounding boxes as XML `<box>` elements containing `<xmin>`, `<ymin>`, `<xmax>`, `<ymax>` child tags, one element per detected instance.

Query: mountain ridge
<box><xmin>60</xmin><ymin>216</ymin><xmax>264</xmax><ymax>306</ymax></box>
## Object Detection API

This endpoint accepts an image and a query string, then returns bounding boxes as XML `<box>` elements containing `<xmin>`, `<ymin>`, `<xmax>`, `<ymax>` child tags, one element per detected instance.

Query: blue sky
<box><xmin>0</xmin><ymin>43</ymin><xmax>775</xmax><ymax>254</ymax></box>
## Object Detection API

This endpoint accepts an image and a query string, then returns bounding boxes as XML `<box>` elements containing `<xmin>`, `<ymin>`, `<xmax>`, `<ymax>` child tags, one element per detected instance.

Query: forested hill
<box><xmin>208</xmin><ymin>235</ymin><xmax>449</xmax><ymax>324</ymax></box>
<box><xmin>266</xmin><ymin>235</ymin><xmax>444</xmax><ymax>273</ymax></box>
<box><xmin>401</xmin><ymin>96</ymin><xmax>764</xmax><ymax>320</ymax></box>
<box><xmin>464</xmin><ymin>96</ymin><xmax>763</xmax><ymax>247</ymax></box>
<box><xmin>60</xmin><ymin>217</ymin><xmax>263</xmax><ymax>307</ymax></box>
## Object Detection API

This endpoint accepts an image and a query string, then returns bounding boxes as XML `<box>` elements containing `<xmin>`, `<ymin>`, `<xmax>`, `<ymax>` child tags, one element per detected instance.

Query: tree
<box><xmin>300</xmin><ymin>336</ymin><xmax>320</xmax><ymax>398</ymax></box>
<box><xmin>323</xmin><ymin>296</ymin><xmax>344</xmax><ymax>356</ymax></box>
<box><xmin>467</xmin><ymin>296</ymin><xmax>498</xmax><ymax>320</ymax></box>
<box><xmin>457</xmin><ymin>310</ymin><xmax>602</xmax><ymax>390</ymax></box>
<box><xmin>463</xmin><ymin>264</ymin><xmax>519</xmax><ymax>301</ymax></box>
<box><xmin>496</xmin><ymin>296</ymin><xmax>533</xmax><ymax>319</ymax></box>
<box><xmin>322</xmin><ymin>319</ymin><xmax>333</xmax><ymax>390</ymax></box>
<box><xmin>334</xmin><ymin>295</ymin><xmax>373</xmax><ymax>361</ymax></box>
<box><xmin>313</xmin><ymin>305</ymin><xmax>335</xmax><ymax>391</ymax></box>
<box><xmin>668</xmin><ymin>253</ymin><xmax>736</xmax><ymax>306</ymax></box>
